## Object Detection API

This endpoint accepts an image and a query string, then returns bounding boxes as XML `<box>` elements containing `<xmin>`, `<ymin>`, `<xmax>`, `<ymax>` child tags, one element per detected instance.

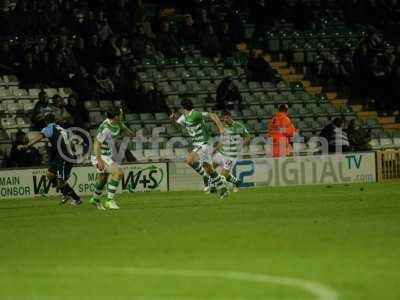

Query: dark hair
<box><xmin>181</xmin><ymin>98</ymin><xmax>193</xmax><ymax>110</ymax></box>
<box><xmin>16</xmin><ymin>130</ymin><xmax>26</xmax><ymax>137</ymax></box>
<box><xmin>222</xmin><ymin>110</ymin><xmax>232</xmax><ymax>117</ymax></box>
<box><xmin>45</xmin><ymin>113</ymin><xmax>56</xmax><ymax>124</ymax></box>
<box><xmin>333</xmin><ymin>117</ymin><xmax>344</xmax><ymax>128</ymax></box>
<box><xmin>279</xmin><ymin>104</ymin><xmax>288</xmax><ymax>112</ymax></box>
<box><xmin>106</xmin><ymin>106</ymin><xmax>122</xmax><ymax>119</ymax></box>
<box><xmin>39</xmin><ymin>91</ymin><xmax>47</xmax><ymax>98</ymax></box>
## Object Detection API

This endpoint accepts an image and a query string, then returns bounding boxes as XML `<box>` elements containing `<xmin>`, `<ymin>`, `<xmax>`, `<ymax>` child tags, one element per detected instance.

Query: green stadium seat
<box><xmin>99</xmin><ymin>100</ymin><xmax>114</xmax><ymax>111</ymax></box>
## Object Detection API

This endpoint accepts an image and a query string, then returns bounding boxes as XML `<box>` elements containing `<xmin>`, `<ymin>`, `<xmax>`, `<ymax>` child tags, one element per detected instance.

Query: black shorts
<box><xmin>48</xmin><ymin>154</ymin><xmax>73</xmax><ymax>182</ymax></box>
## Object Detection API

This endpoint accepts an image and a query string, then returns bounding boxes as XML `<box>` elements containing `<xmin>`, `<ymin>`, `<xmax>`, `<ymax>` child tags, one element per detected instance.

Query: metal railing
<box><xmin>376</xmin><ymin>150</ymin><xmax>400</xmax><ymax>181</ymax></box>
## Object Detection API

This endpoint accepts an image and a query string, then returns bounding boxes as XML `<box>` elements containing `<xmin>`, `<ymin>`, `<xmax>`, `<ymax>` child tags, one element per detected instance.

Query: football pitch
<box><xmin>0</xmin><ymin>182</ymin><xmax>399</xmax><ymax>300</ymax></box>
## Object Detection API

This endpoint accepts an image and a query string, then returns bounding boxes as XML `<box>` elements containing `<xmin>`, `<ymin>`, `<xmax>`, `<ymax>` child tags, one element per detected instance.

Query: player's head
<box><xmin>180</xmin><ymin>98</ymin><xmax>193</xmax><ymax>113</ymax></box>
<box><xmin>279</xmin><ymin>104</ymin><xmax>289</xmax><ymax>113</ymax></box>
<box><xmin>333</xmin><ymin>117</ymin><xmax>345</xmax><ymax>128</ymax></box>
<box><xmin>39</xmin><ymin>91</ymin><xmax>48</xmax><ymax>104</ymax></box>
<box><xmin>106</xmin><ymin>106</ymin><xmax>123</xmax><ymax>122</ymax></box>
<box><xmin>222</xmin><ymin>110</ymin><xmax>233</xmax><ymax>124</ymax></box>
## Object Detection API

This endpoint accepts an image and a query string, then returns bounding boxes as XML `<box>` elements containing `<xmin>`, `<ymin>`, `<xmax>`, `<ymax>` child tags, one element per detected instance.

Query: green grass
<box><xmin>0</xmin><ymin>182</ymin><xmax>400</xmax><ymax>300</ymax></box>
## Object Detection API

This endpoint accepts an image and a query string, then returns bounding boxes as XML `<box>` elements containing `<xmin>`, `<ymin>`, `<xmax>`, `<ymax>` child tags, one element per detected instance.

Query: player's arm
<box><xmin>213</xmin><ymin>141</ymin><xmax>222</xmax><ymax>155</ymax></box>
<box><xmin>169</xmin><ymin>112</ymin><xmax>184</xmax><ymax>131</ymax></box>
<box><xmin>17</xmin><ymin>133</ymin><xmax>44</xmax><ymax>150</ymax></box>
<box><xmin>209</xmin><ymin>112</ymin><xmax>225</xmax><ymax>134</ymax></box>
<box><xmin>241</xmin><ymin>125</ymin><xmax>251</xmax><ymax>146</ymax></box>
<box><xmin>121</xmin><ymin>123</ymin><xmax>135</xmax><ymax>138</ymax></box>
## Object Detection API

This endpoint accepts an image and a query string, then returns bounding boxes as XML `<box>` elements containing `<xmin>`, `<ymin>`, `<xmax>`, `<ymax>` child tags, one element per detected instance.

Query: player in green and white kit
<box><xmin>212</xmin><ymin>111</ymin><xmax>250</xmax><ymax>192</ymax></box>
<box><xmin>170</xmin><ymin>98</ymin><xmax>229</xmax><ymax>199</ymax></box>
<box><xmin>90</xmin><ymin>107</ymin><xmax>135</xmax><ymax>210</ymax></box>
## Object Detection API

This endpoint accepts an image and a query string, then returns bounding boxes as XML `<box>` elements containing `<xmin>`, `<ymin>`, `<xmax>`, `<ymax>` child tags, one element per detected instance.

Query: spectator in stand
<box><xmin>194</xmin><ymin>7</ymin><xmax>210</xmax><ymax>31</ymax></box>
<box><xmin>8</xmin><ymin>131</ymin><xmax>42</xmax><ymax>167</ymax></box>
<box><xmin>367</xmin><ymin>55</ymin><xmax>387</xmax><ymax>115</ymax></box>
<box><xmin>85</xmin><ymin>34</ymin><xmax>103</xmax><ymax>69</ymax></box>
<box><xmin>156</xmin><ymin>19</ymin><xmax>182</xmax><ymax>58</ymax></box>
<box><xmin>123</xmin><ymin>77</ymin><xmax>147</xmax><ymax>113</ymax></box>
<box><xmin>216</xmin><ymin>76</ymin><xmax>242</xmax><ymax>110</ymax></box>
<box><xmin>247</xmin><ymin>49</ymin><xmax>274</xmax><ymax>82</ymax></box>
<box><xmin>96</xmin><ymin>11</ymin><xmax>113</xmax><ymax>42</ymax></box>
<box><xmin>179</xmin><ymin>14</ymin><xmax>198</xmax><ymax>46</ymax></box>
<box><xmin>92</xmin><ymin>63</ymin><xmax>115</xmax><ymax>99</ymax></box>
<box><xmin>145</xmin><ymin>82</ymin><xmax>169</xmax><ymax>113</ymax></box>
<box><xmin>346</xmin><ymin>119</ymin><xmax>371</xmax><ymax>151</ymax></box>
<box><xmin>66</xmin><ymin>94</ymin><xmax>89</xmax><ymax>129</ymax></box>
<box><xmin>217</xmin><ymin>21</ymin><xmax>237</xmax><ymax>57</ymax></box>
<box><xmin>268</xmin><ymin>104</ymin><xmax>296</xmax><ymax>157</ymax></box>
<box><xmin>199</xmin><ymin>24</ymin><xmax>221</xmax><ymax>58</ymax></box>
<box><xmin>52</xmin><ymin>95</ymin><xmax>74</xmax><ymax>128</ymax></box>
<box><xmin>319</xmin><ymin>117</ymin><xmax>351</xmax><ymax>153</ymax></box>
<box><xmin>71</xmin><ymin>66</ymin><xmax>94</xmax><ymax>100</ymax></box>
<box><xmin>102</xmin><ymin>35</ymin><xmax>122</xmax><ymax>66</ymax></box>
<box><xmin>31</xmin><ymin>91</ymin><xmax>52</xmax><ymax>130</ymax></box>
<box><xmin>136</xmin><ymin>14</ymin><xmax>156</xmax><ymax>40</ymax></box>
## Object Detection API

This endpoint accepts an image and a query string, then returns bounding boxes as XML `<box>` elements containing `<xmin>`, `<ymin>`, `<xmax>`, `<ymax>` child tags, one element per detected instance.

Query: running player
<box><xmin>211</xmin><ymin>111</ymin><xmax>250</xmax><ymax>192</ymax></box>
<box><xmin>170</xmin><ymin>98</ymin><xmax>229</xmax><ymax>199</ymax></box>
<box><xmin>18</xmin><ymin>113</ymin><xmax>81</xmax><ymax>205</ymax></box>
<box><xmin>90</xmin><ymin>107</ymin><xmax>135</xmax><ymax>210</ymax></box>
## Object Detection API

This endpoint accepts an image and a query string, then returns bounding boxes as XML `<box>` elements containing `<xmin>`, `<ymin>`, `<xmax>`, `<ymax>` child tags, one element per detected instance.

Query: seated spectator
<box><xmin>247</xmin><ymin>49</ymin><xmax>274</xmax><ymax>82</ymax></box>
<box><xmin>199</xmin><ymin>24</ymin><xmax>221</xmax><ymax>58</ymax></box>
<box><xmin>268</xmin><ymin>104</ymin><xmax>296</xmax><ymax>157</ymax></box>
<box><xmin>179</xmin><ymin>14</ymin><xmax>198</xmax><ymax>45</ymax></box>
<box><xmin>123</xmin><ymin>77</ymin><xmax>147</xmax><ymax>113</ymax></box>
<box><xmin>96</xmin><ymin>11</ymin><xmax>113</xmax><ymax>42</ymax></box>
<box><xmin>217</xmin><ymin>21</ymin><xmax>237</xmax><ymax>57</ymax></box>
<box><xmin>8</xmin><ymin>131</ymin><xmax>42</xmax><ymax>167</ymax></box>
<box><xmin>66</xmin><ymin>94</ymin><xmax>89</xmax><ymax>129</ymax></box>
<box><xmin>216</xmin><ymin>76</ymin><xmax>242</xmax><ymax>110</ymax></box>
<box><xmin>319</xmin><ymin>118</ymin><xmax>351</xmax><ymax>153</ymax></box>
<box><xmin>52</xmin><ymin>95</ymin><xmax>74</xmax><ymax>128</ymax></box>
<box><xmin>31</xmin><ymin>91</ymin><xmax>52</xmax><ymax>130</ymax></box>
<box><xmin>92</xmin><ymin>63</ymin><xmax>115</xmax><ymax>99</ymax></box>
<box><xmin>156</xmin><ymin>20</ymin><xmax>182</xmax><ymax>58</ymax></box>
<box><xmin>102</xmin><ymin>35</ymin><xmax>122</xmax><ymax>66</ymax></box>
<box><xmin>145</xmin><ymin>83</ymin><xmax>169</xmax><ymax>113</ymax></box>
<box><xmin>71</xmin><ymin>66</ymin><xmax>94</xmax><ymax>100</ymax></box>
<box><xmin>346</xmin><ymin>119</ymin><xmax>372</xmax><ymax>151</ymax></box>
<box><xmin>131</xmin><ymin>25</ymin><xmax>155</xmax><ymax>59</ymax></box>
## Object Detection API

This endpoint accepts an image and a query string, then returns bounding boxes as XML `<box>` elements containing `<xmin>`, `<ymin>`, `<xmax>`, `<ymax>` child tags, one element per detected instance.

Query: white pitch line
<box><xmin>1</xmin><ymin>267</ymin><xmax>339</xmax><ymax>300</ymax></box>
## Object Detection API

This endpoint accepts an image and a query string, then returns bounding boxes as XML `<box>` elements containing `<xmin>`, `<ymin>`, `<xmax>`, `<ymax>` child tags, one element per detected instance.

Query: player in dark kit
<box><xmin>18</xmin><ymin>114</ymin><xmax>81</xmax><ymax>205</ymax></box>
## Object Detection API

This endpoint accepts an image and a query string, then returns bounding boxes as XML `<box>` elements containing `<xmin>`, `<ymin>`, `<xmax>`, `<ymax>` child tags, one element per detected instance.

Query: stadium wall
<box><xmin>169</xmin><ymin>152</ymin><xmax>377</xmax><ymax>191</ymax></box>
<box><xmin>0</xmin><ymin>152</ymin><xmax>376</xmax><ymax>199</ymax></box>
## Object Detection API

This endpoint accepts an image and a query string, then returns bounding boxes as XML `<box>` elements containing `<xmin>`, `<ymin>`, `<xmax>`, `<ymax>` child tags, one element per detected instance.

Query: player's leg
<box><xmin>186</xmin><ymin>150</ymin><xmax>210</xmax><ymax>191</ymax></box>
<box><xmin>104</xmin><ymin>164</ymin><xmax>123</xmax><ymax>210</ymax></box>
<box><xmin>199</xmin><ymin>146</ymin><xmax>229</xmax><ymax>199</ymax></box>
<box><xmin>207</xmin><ymin>153</ymin><xmax>224</xmax><ymax>194</ymax></box>
<box><xmin>58</xmin><ymin>161</ymin><xmax>82</xmax><ymax>205</ymax></box>
<box><xmin>220</xmin><ymin>157</ymin><xmax>241</xmax><ymax>192</ymax></box>
<box><xmin>90</xmin><ymin>173</ymin><xmax>108</xmax><ymax>210</ymax></box>
<box><xmin>90</xmin><ymin>155</ymin><xmax>108</xmax><ymax>210</ymax></box>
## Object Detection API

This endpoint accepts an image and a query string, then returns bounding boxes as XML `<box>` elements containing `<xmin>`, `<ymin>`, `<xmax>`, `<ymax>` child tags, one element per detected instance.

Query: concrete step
<box><xmin>326</xmin><ymin>92</ymin><xmax>337</xmax><ymax>100</ymax></box>
<box><xmin>383</xmin><ymin>123</ymin><xmax>400</xmax><ymax>130</ymax></box>
<box><xmin>305</xmin><ymin>86</ymin><xmax>323</xmax><ymax>95</ymax></box>
<box><xmin>283</xmin><ymin>74</ymin><xmax>304</xmax><ymax>81</ymax></box>
<box><xmin>378</xmin><ymin>117</ymin><xmax>396</xmax><ymax>124</ymax></box>
<box><xmin>270</xmin><ymin>61</ymin><xmax>287</xmax><ymax>68</ymax></box>
<box><xmin>351</xmin><ymin>105</ymin><xmax>363</xmax><ymax>112</ymax></box>
<box><xmin>357</xmin><ymin>111</ymin><xmax>378</xmax><ymax>119</ymax></box>
<box><xmin>331</xmin><ymin>99</ymin><xmax>348</xmax><ymax>107</ymax></box>
<box><xmin>279</xmin><ymin>68</ymin><xmax>294</xmax><ymax>75</ymax></box>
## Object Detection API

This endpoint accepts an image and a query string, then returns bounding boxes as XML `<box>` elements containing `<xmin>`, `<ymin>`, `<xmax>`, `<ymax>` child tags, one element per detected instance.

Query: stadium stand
<box><xmin>0</xmin><ymin>0</ymin><xmax>400</xmax><ymax>167</ymax></box>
